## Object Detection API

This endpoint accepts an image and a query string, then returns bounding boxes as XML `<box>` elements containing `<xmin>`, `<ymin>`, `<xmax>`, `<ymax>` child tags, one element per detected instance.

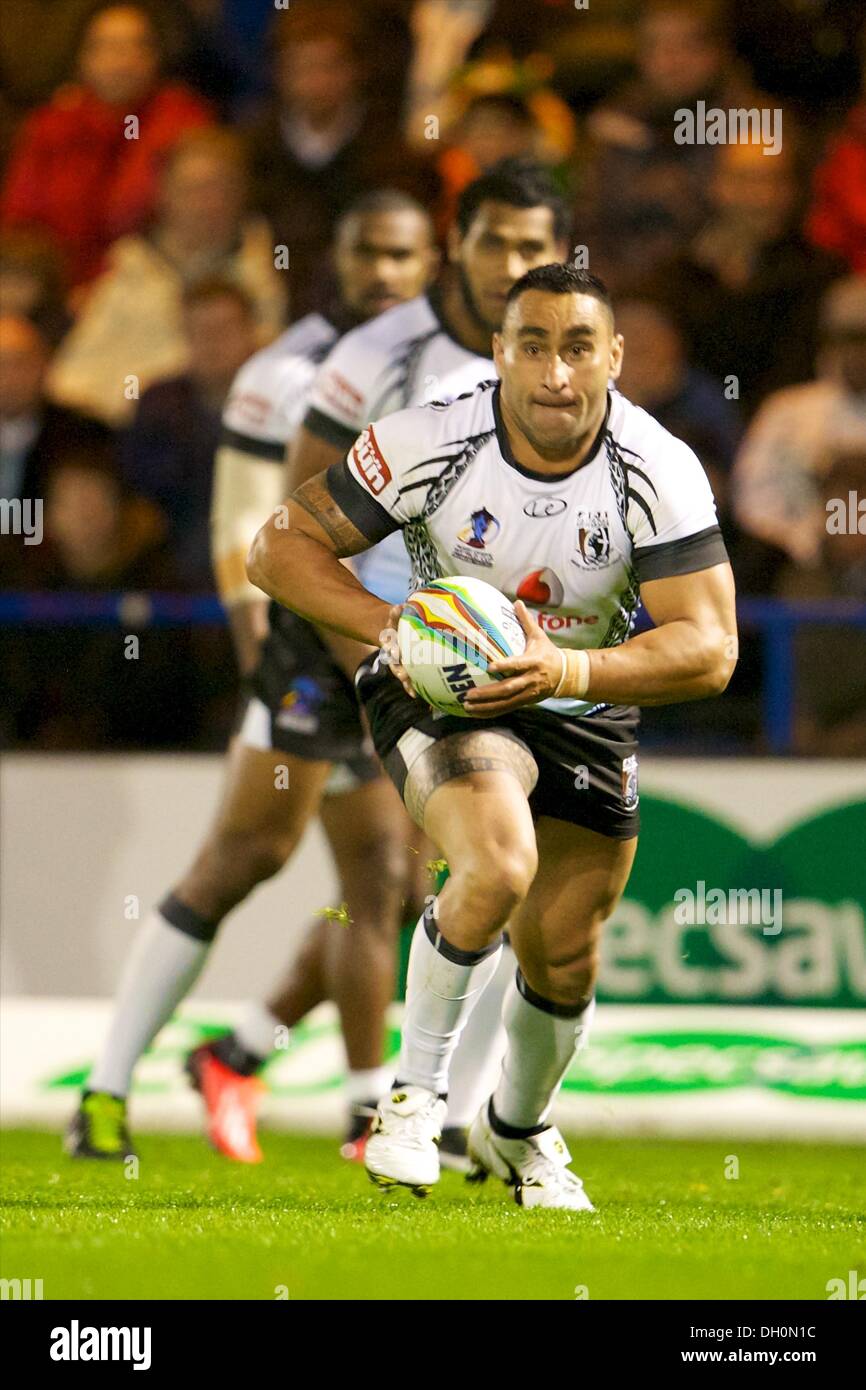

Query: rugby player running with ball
<box><xmin>247</xmin><ymin>264</ymin><xmax>737</xmax><ymax>1209</ymax></box>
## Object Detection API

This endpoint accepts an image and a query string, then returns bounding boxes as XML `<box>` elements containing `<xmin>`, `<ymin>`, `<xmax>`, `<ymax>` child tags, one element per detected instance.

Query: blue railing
<box><xmin>737</xmin><ymin>598</ymin><xmax>866</xmax><ymax>753</ymax></box>
<box><xmin>2</xmin><ymin>591</ymin><xmax>865</xmax><ymax>754</ymax></box>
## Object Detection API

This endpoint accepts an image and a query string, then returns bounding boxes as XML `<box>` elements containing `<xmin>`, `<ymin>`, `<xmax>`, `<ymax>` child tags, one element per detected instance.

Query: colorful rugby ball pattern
<box><xmin>397</xmin><ymin>576</ymin><xmax>526</xmax><ymax>716</ymax></box>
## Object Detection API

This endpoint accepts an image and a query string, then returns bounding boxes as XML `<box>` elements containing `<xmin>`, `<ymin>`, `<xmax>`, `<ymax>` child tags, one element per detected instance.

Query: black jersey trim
<box><xmin>304</xmin><ymin>406</ymin><xmax>358</xmax><ymax>451</ymax></box>
<box><xmin>623</xmin><ymin>461</ymin><xmax>659</xmax><ymax>500</ymax></box>
<box><xmin>219</xmin><ymin>425</ymin><xmax>285</xmax><ymax>462</ymax></box>
<box><xmin>492</xmin><ymin>382</ymin><xmax>609</xmax><ymax>482</ymax></box>
<box><xmin>634</xmin><ymin>525</ymin><xmax>729</xmax><ymax>582</ymax></box>
<box><xmin>324</xmin><ymin>462</ymin><xmax>400</xmax><ymax>544</ymax></box>
<box><xmin>628</xmin><ymin>486</ymin><xmax>657</xmax><ymax>537</ymax></box>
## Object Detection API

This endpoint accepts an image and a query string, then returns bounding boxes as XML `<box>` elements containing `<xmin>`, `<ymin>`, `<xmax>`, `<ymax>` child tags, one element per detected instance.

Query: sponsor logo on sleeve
<box><xmin>227</xmin><ymin>391</ymin><xmax>271</xmax><ymax>427</ymax></box>
<box><xmin>321</xmin><ymin>370</ymin><xmax>365</xmax><ymax>418</ymax></box>
<box><xmin>352</xmin><ymin>426</ymin><xmax>392</xmax><ymax>495</ymax></box>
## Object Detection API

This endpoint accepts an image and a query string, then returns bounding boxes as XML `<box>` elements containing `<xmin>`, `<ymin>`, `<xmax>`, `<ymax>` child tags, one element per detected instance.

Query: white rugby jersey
<box><xmin>213</xmin><ymin>314</ymin><xmax>339</xmax><ymax>605</ymax></box>
<box><xmin>326</xmin><ymin>379</ymin><xmax>729</xmax><ymax>718</ymax></box>
<box><xmin>305</xmin><ymin>289</ymin><xmax>495</xmax><ymax>604</ymax></box>
<box><xmin>222</xmin><ymin>312</ymin><xmax>338</xmax><ymax>458</ymax></box>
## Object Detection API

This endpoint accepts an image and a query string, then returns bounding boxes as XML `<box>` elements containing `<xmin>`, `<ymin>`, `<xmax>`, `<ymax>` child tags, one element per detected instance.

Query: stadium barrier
<box><xmin>2</xmin><ymin>591</ymin><xmax>864</xmax><ymax>753</ymax></box>
<box><xmin>2</xmin><ymin>752</ymin><xmax>863</xmax><ymax>1139</ymax></box>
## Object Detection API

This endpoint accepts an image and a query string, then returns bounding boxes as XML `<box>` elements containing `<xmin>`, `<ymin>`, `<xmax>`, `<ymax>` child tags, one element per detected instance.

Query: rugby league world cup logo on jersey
<box><xmin>573</xmin><ymin>509</ymin><xmax>612</xmax><ymax>569</ymax></box>
<box><xmin>454</xmin><ymin>507</ymin><xmax>500</xmax><ymax>566</ymax></box>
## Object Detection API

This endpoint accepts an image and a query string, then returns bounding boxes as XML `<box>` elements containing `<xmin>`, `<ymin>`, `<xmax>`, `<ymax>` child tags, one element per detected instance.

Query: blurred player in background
<box><xmin>68</xmin><ymin>188</ymin><xmax>437</xmax><ymax>1164</ymax></box>
<box><xmin>69</xmin><ymin>159</ymin><xmax>568</xmax><ymax>1169</ymax></box>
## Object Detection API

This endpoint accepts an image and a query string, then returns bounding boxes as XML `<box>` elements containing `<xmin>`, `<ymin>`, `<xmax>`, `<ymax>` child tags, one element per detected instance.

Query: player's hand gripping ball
<box><xmin>393</xmin><ymin>577</ymin><xmax>526</xmax><ymax>715</ymax></box>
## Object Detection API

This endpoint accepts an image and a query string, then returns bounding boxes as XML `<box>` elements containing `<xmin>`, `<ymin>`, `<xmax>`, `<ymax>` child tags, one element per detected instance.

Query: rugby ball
<box><xmin>397</xmin><ymin>576</ymin><xmax>525</xmax><ymax>716</ymax></box>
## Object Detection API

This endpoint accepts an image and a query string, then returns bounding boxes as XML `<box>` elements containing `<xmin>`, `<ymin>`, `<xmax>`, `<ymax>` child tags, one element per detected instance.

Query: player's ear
<box><xmin>492</xmin><ymin>332</ymin><xmax>504</xmax><ymax>368</ymax></box>
<box><xmin>609</xmin><ymin>332</ymin><xmax>624</xmax><ymax>382</ymax></box>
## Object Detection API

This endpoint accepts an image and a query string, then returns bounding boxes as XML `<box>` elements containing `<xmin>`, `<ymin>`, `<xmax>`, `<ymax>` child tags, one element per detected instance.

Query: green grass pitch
<box><xmin>1</xmin><ymin>1129</ymin><xmax>863</xmax><ymax>1301</ymax></box>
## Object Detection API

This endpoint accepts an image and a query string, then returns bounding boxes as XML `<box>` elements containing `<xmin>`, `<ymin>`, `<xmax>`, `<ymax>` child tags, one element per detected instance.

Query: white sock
<box><xmin>445</xmin><ymin>941</ymin><xmax>513</xmax><ymax>1129</ymax></box>
<box><xmin>346</xmin><ymin>1067</ymin><xmax>392</xmax><ymax>1105</ymax></box>
<box><xmin>88</xmin><ymin>908</ymin><xmax>211</xmax><ymax>1097</ymax></box>
<box><xmin>234</xmin><ymin>1001</ymin><xmax>281</xmax><ymax>1060</ymax></box>
<box><xmin>397</xmin><ymin>905</ymin><xmax>503</xmax><ymax>1096</ymax></box>
<box><xmin>493</xmin><ymin>973</ymin><xmax>596</xmax><ymax>1131</ymax></box>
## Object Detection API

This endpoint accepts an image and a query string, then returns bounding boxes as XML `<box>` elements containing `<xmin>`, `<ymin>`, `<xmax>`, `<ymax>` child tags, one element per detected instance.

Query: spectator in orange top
<box><xmin>0</xmin><ymin>3</ymin><xmax>213</xmax><ymax>289</ymax></box>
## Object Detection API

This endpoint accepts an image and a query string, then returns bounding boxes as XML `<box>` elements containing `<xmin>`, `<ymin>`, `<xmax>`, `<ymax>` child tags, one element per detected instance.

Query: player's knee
<box><xmin>215</xmin><ymin>827</ymin><xmax>296</xmax><ymax>890</ymax></box>
<box><xmin>497</xmin><ymin>846</ymin><xmax>538</xmax><ymax>903</ymax></box>
<box><xmin>454</xmin><ymin>842</ymin><xmax>537</xmax><ymax>924</ymax></box>
<box><xmin>538</xmin><ymin>942</ymin><xmax>599</xmax><ymax>1005</ymax></box>
<box><xmin>338</xmin><ymin>834</ymin><xmax>409</xmax><ymax>924</ymax></box>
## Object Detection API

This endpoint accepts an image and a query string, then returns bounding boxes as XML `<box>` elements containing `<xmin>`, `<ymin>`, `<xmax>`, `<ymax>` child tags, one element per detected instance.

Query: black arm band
<box><xmin>219</xmin><ymin>426</ymin><xmax>285</xmax><ymax>462</ymax></box>
<box><xmin>634</xmin><ymin>525</ymin><xmax>729</xmax><ymax>582</ymax></box>
<box><xmin>304</xmin><ymin>407</ymin><xmax>358</xmax><ymax>451</ymax></box>
<box><xmin>324</xmin><ymin>463</ymin><xmax>400</xmax><ymax>544</ymax></box>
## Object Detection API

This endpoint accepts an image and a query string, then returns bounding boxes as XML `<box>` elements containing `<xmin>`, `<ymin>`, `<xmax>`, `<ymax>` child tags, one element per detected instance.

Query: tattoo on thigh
<box><xmin>404</xmin><ymin>731</ymin><xmax>539</xmax><ymax>827</ymax></box>
<box><xmin>293</xmin><ymin>476</ymin><xmax>367</xmax><ymax>556</ymax></box>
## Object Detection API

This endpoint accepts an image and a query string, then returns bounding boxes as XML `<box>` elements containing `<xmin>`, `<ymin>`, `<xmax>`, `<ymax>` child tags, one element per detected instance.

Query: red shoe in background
<box><xmin>339</xmin><ymin>1102</ymin><xmax>377</xmax><ymax>1163</ymax></box>
<box><xmin>186</xmin><ymin>1041</ymin><xmax>265</xmax><ymax>1164</ymax></box>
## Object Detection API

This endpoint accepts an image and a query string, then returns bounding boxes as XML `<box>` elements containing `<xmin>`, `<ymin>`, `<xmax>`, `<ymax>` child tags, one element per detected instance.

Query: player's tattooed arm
<box><xmin>246</xmin><ymin>471</ymin><xmax>389</xmax><ymax>647</ymax></box>
<box><xmin>291</xmin><ymin>475</ymin><xmax>369</xmax><ymax>557</ymax></box>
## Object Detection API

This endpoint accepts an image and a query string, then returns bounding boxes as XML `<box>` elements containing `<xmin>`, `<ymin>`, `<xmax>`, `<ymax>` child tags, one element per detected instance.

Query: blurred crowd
<box><xmin>1</xmin><ymin>0</ymin><xmax>864</xmax><ymax>753</ymax></box>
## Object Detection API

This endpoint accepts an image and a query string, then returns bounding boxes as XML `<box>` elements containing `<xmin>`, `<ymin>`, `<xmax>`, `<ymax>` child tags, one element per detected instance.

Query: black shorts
<box><xmin>236</xmin><ymin>606</ymin><xmax>380</xmax><ymax>790</ymax></box>
<box><xmin>355</xmin><ymin>653</ymin><xmax>640</xmax><ymax>839</ymax></box>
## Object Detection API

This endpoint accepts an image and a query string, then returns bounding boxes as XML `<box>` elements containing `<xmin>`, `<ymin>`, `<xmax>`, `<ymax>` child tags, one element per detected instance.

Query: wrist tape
<box><xmin>553</xmin><ymin>648</ymin><xmax>591</xmax><ymax>700</ymax></box>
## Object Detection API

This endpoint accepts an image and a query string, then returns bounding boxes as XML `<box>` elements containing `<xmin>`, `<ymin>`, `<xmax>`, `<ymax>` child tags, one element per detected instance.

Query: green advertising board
<box><xmin>397</xmin><ymin>773</ymin><xmax>866</xmax><ymax>1009</ymax></box>
<box><xmin>599</xmin><ymin>793</ymin><xmax>866</xmax><ymax>1008</ymax></box>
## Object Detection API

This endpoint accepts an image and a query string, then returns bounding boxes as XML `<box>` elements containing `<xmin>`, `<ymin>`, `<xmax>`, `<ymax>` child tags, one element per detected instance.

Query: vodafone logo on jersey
<box><xmin>537</xmin><ymin>611</ymin><xmax>598</xmax><ymax>632</ymax></box>
<box><xmin>516</xmin><ymin>570</ymin><xmax>598</xmax><ymax>631</ymax></box>
<box><xmin>516</xmin><ymin>568</ymin><xmax>564</xmax><ymax>607</ymax></box>
<box><xmin>352</xmin><ymin>426</ymin><xmax>392</xmax><ymax>495</ymax></box>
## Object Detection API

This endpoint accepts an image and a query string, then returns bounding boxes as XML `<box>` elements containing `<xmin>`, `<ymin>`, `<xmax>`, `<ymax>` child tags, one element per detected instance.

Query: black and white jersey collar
<box><xmin>492</xmin><ymin>382</ymin><xmax>610</xmax><ymax>483</ymax></box>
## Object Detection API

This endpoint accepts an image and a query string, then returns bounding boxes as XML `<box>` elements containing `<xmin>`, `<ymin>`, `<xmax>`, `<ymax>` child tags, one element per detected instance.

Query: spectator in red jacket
<box><xmin>1</xmin><ymin>3</ymin><xmax>213</xmax><ymax>289</ymax></box>
<box><xmin>807</xmin><ymin>101</ymin><xmax>866</xmax><ymax>274</ymax></box>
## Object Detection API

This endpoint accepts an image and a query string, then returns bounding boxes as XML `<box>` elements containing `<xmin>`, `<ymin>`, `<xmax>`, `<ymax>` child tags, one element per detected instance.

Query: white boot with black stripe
<box><xmin>365</xmin><ymin>1085</ymin><xmax>447</xmax><ymax>1197</ymax></box>
<box><xmin>467</xmin><ymin>1100</ymin><xmax>595</xmax><ymax>1211</ymax></box>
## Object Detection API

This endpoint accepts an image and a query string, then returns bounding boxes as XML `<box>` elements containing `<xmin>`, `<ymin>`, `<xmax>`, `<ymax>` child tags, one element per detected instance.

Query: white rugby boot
<box><xmin>467</xmin><ymin>1101</ymin><xmax>595</xmax><ymax>1211</ymax></box>
<box><xmin>365</xmin><ymin>1085</ymin><xmax>447</xmax><ymax>1197</ymax></box>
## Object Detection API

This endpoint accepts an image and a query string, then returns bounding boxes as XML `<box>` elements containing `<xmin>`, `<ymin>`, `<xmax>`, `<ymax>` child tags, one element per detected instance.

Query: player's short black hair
<box><xmin>338</xmin><ymin>187</ymin><xmax>433</xmax><ymax>236</ymax></box>
<box><xmin>504</xmin><ymin>263</ymin><xmax>613</xmax><ymax>323</ymax></box>
<box><xmin>456</xmin><ymin>158</ymin><xmax>570</xmax><ymax>243</ymax></box>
